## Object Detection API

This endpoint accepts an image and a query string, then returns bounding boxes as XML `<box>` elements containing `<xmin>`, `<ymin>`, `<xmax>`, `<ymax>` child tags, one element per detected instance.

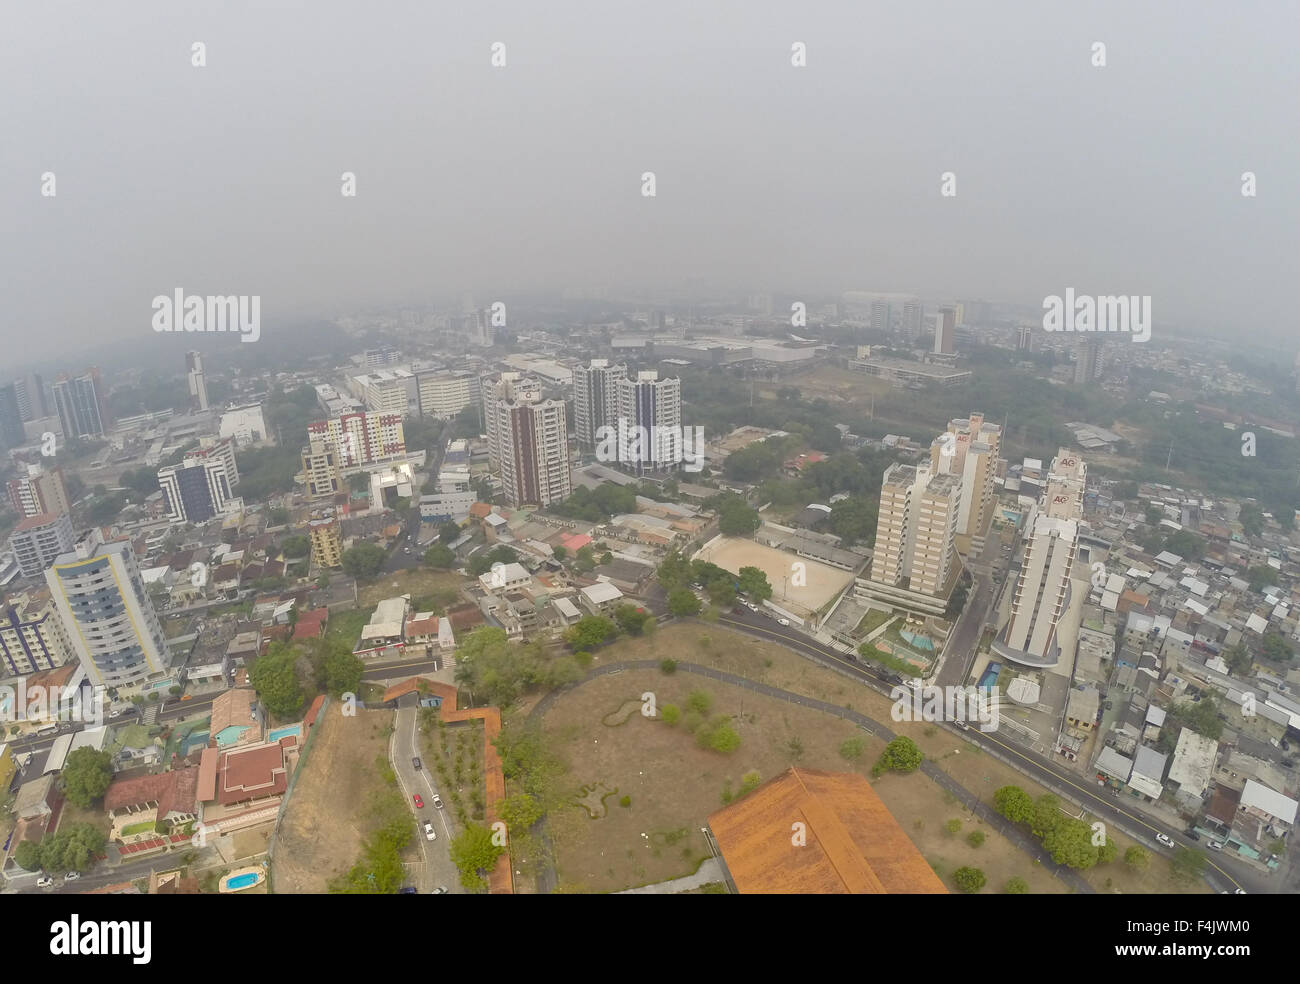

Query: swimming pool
<box><xmin>977</xmin><ymin>662</ymin><xmax>1002</xmax><ymax>692</ymax></box>
<box><xmin>226</xmin><ymin>872</ymin><xmax>259</xmax><ymax>890</ymax></box>
<box><xmin>268</xmin><ymin>724</ymin><xmax>300</xmax><ymax>742</ymax></box>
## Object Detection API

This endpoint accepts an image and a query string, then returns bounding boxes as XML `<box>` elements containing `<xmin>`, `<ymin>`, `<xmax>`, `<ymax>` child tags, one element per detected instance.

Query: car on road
<box><xmin>63</xmin><ymin>872</ymin><xmax>80</xmax><ymax>882</ymax></box>
<box><xmin>776</xmin><ymin>617</ymin><xmax>790</xmax><ymax>626</ymax></box>
<box><xmin>745</xmin><ymin>602</ymin><xmax>759</xmax><ymax>612</ymax></box>
<box><xmin>1207</xmin><ymin>840</ymin><xmax>1223</xmax><ymax>851</ymax></box>
<box><xmin>413</xmin><ymin>794</ymin><xmax>424</xmax><ymax>809</ymax></box>
<box><xmin>1234</xmin><ymin>888</ymin><xmax>1247</xmax><ymax>894</ymax></box>
<box><xmin>423</xmin><ymin>821</ymin><xmax>437</xmax><ymax>841</ymax></box>
<box><xmin>412</xmin><ymin>756</ymin><xmax>422</xmax><ymax>770</ymax></box>
<box><xmin>431</xmin><ymin>885</ymin><xmax>449</xmax><ymax>894</ymax></box>
<box><xmin>1155</xmin><ymin>833</ymin><xmax>1175</xmax><ymax>848</ymax></box>
<box><xmin>432</xmin><ymin>794</ymin><xmax>443</xmax><ymax>810</ymax></box>
<box><xmin>1185</xmin><ymin>829</ymin><xmax>1199</xmax><ymax>841</ymax></box>
<box><xmin>36</xmin><ymin>875</ymin><xmax>53</xmax><ymax>888</ymax></box>
<box><xmin>398</xmin><ymin>886</ymin><xmax>418</xmax><ymax>894</ymax></box>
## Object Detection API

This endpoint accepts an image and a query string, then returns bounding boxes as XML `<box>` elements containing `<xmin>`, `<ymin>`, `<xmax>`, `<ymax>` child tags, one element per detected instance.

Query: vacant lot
<box><xmin>540</xmin><ymin>665</ymin><xmax>1064</xmax><ymax>895</ymax></box>
<box><xmin>359</xmin><ymin>569</ymin><xmax>465</xmax><ymax>609</ymax></box>
<box><xmin>694</xmin><ymin>537</ymin><xmax>853</xmax><ymax>616</ymax></box>
<box><xmin>539</xmin><ymin>622</ymin><xmax>1207</xmax><ymax>894</ymax></box>
<box><xmin>272</xmin><ymin>703</ymin><xmax>394</xmax><ymax>893</ymax></box>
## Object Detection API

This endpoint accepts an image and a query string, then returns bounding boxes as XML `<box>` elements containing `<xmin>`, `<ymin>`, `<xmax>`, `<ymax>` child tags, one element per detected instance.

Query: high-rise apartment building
<box><xmin>10</xmin><ymin>378</ymin><xmax>33</xmax><ymax>422</ymax></box>
<box><xmin>902</xmin><ymin>298</ymin><xmax>924</xmax><ymax>342</ymax></box>
<box><xmin>307</xmin><ymin>411</ymin><xmax>406</xmax><ymax>468</ymax></box>
<box><xmin>415</xmin><ymin>369</ymin><xmax>479</xmax><ymax>420</ymax></box>
<box><xmin>300</xmin><ymin>437</ymin><xmax>343</xmax><ymax>500</ymax></box>
<box><xmin>158</xmin><ymin>437</ymin><xmax>240</xmax><ymax>524</ymax></box>
<box><xmin>870</xmin><ymin>300</ymin><xmax>892</xmax><ymax>335</ymax></box>
<box><xmin>615</xmin><ymin>371</ymin><xmax>683</xmax><ymax>475</ymax></box>
<box><xmin>186</xmin><ymin>351</ymin><xmax>209</xmax><ymax>411</ymax></box>
<box><xmin>351</xmin><ymin>369</ymin><xmax>418</xmax><ymax>417</ymax></box>
<box><xmin>573</xmin><ymin>360</ymin><xmax>627</xmax><ymax>449</ymax></box>
<box><xmin>308</xmin><ymin>512</ymin><xmax>344</xmax><ymax>568</ymax></box>
<box><xmin>1016</xmin><ymin>323</ymin><xmax>1035</xmax><ymax>351</ymax></box>
<box><xmin>483</xmin><ymin>373</ymin><xmax>542</xmax><ymax>470</ymax></box>
<box><xmin>931</xmin><ymin>412</ymin><xmax>1002</xmax><ymax>550</ymax></box>
<box><xmin>0</xmin><ymin>589</ymin><xmax>73</xmax><ymax>675</ymax></box>
<box><xmin>1074</xmin><ymin>339</ymin><xmax>1105</xmax><ymax>384</ymax></box>
<box><xmin>993</xmin><ymin>449</ymin><xmax>1087</xmax><ymax>668</ymax></box>
<box><xmin>46</xmin><ymin>533</ymin><xmax>169</xmax><ymax>689</ymax></box>
<box><xmin>9</xmin><ymin>512</ymin><xmax>76</xmax><ymax>578</ymax></box>
<box><xmin>7</xmin><ymin>463</ymin><xmax>71</xmax><ymax>519</ymax></box>
<box><xmin>492</xmin><ymin>396</ymin><xmax>571</xmax><ymax>508</ymax></box>
<box><xmin>867</xmin><ymin>462</ymin><xmax>961</xmax><ymax>600</ymax></box>
<box><xmin>934</xmin><ymin>307</ymin><xmax>957</xmax><ymax>355</ymax></box>
<box><xmin>52</xmin><ymin>368</ymin><xmax>111</xmax><ymax>440</ymax></box>
<box><xmin>0</xmin><ymin>383</ymin><xmax>26</xmax><ymax>447</ymax></box>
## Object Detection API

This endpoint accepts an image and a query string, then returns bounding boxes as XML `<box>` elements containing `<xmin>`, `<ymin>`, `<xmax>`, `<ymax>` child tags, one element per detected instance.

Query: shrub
<box><xmin>945</xmin><ymin>818</ymin><xmax>962</xmax><ymax>836</ymax></box>
<box><xmin>619</xmin><ymin>796</ymin><xmax>631</xmax><ymax>808</ymax></box>
<box><xmin>685</xmin><ymin>689</ymin><xmax>713</xmax><ymax>715</ymax></box>
<box><xmin>1003</xmin><ymin>877</ymin><xmax>1029</xmax><ymax>894</ymax></box>
<box><xmin>661</xmin><ymin>704</ymin><xmax>681</xmax><ymax>726</ymax></box>
<box><xmin>839</xmin><ymin>736</ymin><xmax>866</xmax><ymax>760</ymax></box>
<box><xmin>660</xmin><ymin>659</ymin><xmax>678</xmax><ymax>674</ymax></box>
<box><xmin>966</xmin><ymin>830</ymin><xmax>985</xmax><ymax>848</ymax></box>
<box><xmin>952</xmin><ymin>867</ymin><xmax>986</xmax><ymax>893</ymax></box>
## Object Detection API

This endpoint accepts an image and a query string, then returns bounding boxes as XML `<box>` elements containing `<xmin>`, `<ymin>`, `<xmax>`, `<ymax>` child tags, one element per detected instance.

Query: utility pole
<box><xmin>1165</xmin><ymin>439</ymin><xmax>1174</xmax><ymax>472</ymax></box>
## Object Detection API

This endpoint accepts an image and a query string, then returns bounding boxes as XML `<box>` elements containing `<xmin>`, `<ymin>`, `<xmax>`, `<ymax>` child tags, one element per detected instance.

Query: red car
<box><xmin>413</xmin><ymin>794</ymin><xmax>424</xmax><ymax>809</ymax></box>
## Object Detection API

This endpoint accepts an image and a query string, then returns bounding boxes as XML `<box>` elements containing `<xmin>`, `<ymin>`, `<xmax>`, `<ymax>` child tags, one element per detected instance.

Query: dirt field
<box><xmin>540</xmin><ymin>665</ymin><xmax>1064</xmax><ymax>894</ymax></box>
<box><xmin>539</xmin><ymin>623</ymin><xmax>1206</xmax><ymax>894</ymax></box>
<box><xmin>271</xmin><ymin>703</ymin><xmax>395</xmax><ymax>893</ymax></box>
<box><xmin>359</xmin><ymin>569</ymin><xmax>465</xmax><ymax>609</ymax></box>
<box><xmin>694</xmin><ymin>537</ymin><xmax>853</xmax><ymax>616</ymax></box>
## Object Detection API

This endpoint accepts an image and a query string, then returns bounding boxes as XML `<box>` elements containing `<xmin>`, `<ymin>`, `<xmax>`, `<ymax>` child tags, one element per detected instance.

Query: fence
<box><xmin>264</xmin><ymin>695</ymin><xmax>331</xmax><ymax>885</ymax></box>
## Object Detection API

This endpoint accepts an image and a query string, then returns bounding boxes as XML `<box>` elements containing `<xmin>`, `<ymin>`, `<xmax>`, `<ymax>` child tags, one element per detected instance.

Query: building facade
<box><xmin>7</xmin><ymin>463</ymin><xmax>71</xmax><ymax>519</ymax></box>
<box><xmin>52</xmin><ymin>368</ymin><xmax>111</xmax><ymax>440</ymax></box>
<box><xmin>615</xmin><ymin>370</ymin><xmax>683</xmax><ymax>475</ymax></box>
<box><xmin>9</xmin><ymin>512</ymin><xmax>76</xmax><ymax>578</ymax></box>
<box><xmin>573</xmin><ymin>360</ymin><xmax>626</xmax><ymax>449</ymax></box>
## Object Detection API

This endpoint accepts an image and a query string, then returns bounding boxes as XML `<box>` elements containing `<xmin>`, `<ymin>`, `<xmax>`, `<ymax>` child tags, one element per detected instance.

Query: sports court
<box><xmin>694</xmin><ymin>536</ymin><xmax>854</xmax><ymax>617</ymax></box>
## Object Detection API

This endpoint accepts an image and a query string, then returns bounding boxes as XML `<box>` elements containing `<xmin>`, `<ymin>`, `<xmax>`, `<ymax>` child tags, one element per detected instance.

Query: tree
<box><xmin>945</xmin><ymin>582</ymin><xmax>970</xmax><ymax>620</ymax></box>
<box><xmin>424</xmin><ymin>544</ymin><xmax>455</xmax><ymax>569</ymax></box>
<box><xmin>449</xmin><ymin>823</ymin><xmax>505</xmax><ymax>892</ymax></box>
<box><xmin>341</xmin><ymin>542</ymin><xmax>387</xmax><ymax>579</ymax></box>
<box><xmin>707</xmin><ymin>580</ymin><xmax>737</xmax><ymax>608</ymax></box>
<box><xmin>695</xmin><ymin>716</ymin><xmax>741</xmax><ymax>753</ymax></box>
<box><xmin>656</xmin><ymin>551</ymin><xmax>693</xmax><ymax>591</ymax></box>
<box><xmin>952</xmin><ymin>867</ymin><xmax>986</xmax><ymax>893</ymax></box>
<box><xmin>1144</xmin><ymin>504</ymin><xmax>1164</xmax><ymax>526</ymax></box>
<box><xmin>945</xmin><ymin>818</ymin><xmax>962</xmax><ymax>836</ymax></box>
<box><xmin>250</xmin><ymin>642</ymin><xmax>305</xmax><ymax>718</ymax></box>
<box><xmin>322</xmin><ymin>646</ymin><xmax>364</xmax><ymax>697</ymax></box>
<box><xmin>667</xmin><ymin>588</ymin><xmax>702</xmax><ymax>617</ymax></box>
<box><xmin>552</xmin><ymin>545</ymin><xmax>567</xmax><ymax>561</ymax></box>
<box><xmin>1042</xmin><ymin>817</ymin><xmax>1100</xmax><ymax>869</ymax></box>
<box><xmin>967</xmin><ymin>830</ymin><xmax>986</xmax><ymax>848</ymax></box>
<box><xmin>1097</xmin><ymin>838</ymin><xmax>1118</xmax><ymax>864</ymax></box>
<box><xmin>497</xmin><ymin>793</ymin><xmax>544</xmax><ymax>834</ymax></box>
<box><xmin>61</xmin><ymin>747</ymin><xmax>113</xmax><ymax>808</ymax></box>
<box><xmin>661</xmin><ymin>704</ymin><xmax>681</xmax><ymax>726</ymax></box>
<box><xmin>685</xmin><ymin>689</ymin><xmax>713</xmax><ymax>715</ymax></box>
<box><xmin>1239</xmin><ymin>503</ymin><xmax>1265</xmax><ymax>538</ymax></box>
<box><xmin>573</xmin><ymin>545</ymin><xmax>597</xmax><ymax>573</ymax></box>
<box><xmin>1124</xmin><ymin>845</ymin><xmax>1150</xmax><ymax>870</ymax></box>
<box><xmin>1003</xmin><ymin>877</ymin><xmax>1029</xmax><ymax>894</ymax></box>
<box><xmin>716</xmin><ymin>496</ymin><xmax>761</xmax><ymax>536</ymax></box>
<box><xmin>1222</xmin><ymin>643</ymin><xmax>1253</xmax><ymax>675</ymax></box>
<box><xmin>564</xmin><ymin>616</ymin><xmax>617</xmax><ymax>651</ymax></box>
<box><xmin>266</xmin><ymin>506</ymin><xmax>290</xmax><ymax>526</ymax></box>
<box><xmin>739</xmin><ymin>770</ymin><xmax>762</xmax><ymax>797</ymax></box>
<box><xmin>613</xmin><ymin>603</ymin><xmax>652</xmax><ymax>636</ymax></box>
<box><xmin>1170</xmin><ymin>846</ymin><xmax>1207</xmax><ymax>884</ymax></box>
<box><xmin>993</xmin><ymin>785</ymin><xmax>1035</xmax><ymax>824</ymax></box>
<box><xmin>737</xmin><ymin>566</ymin><xmax>772</xmax><ymax>601</ymax></box>
<box><xmin>1262</xmin><ymin>632</ymin><xmax>1294</xmax><ymax>663</ymax></box>
<box><xmin>281</xmin><ymin>534</ymin><xmax>310</xmax><ymax>559</ymax></box>
<box><xmin>438</xmin><ymin>521</ymin><xmax>461</xmax><ymax>543</ymax></box>
<box><xmin>872</xmin><ymin>736</ymin><xmax>923</xmax><ymax>777</ymax></box>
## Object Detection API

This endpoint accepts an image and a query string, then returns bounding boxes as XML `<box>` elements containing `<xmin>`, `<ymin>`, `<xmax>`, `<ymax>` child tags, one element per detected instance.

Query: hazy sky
<box><xmin>4</xmin><ymin>0</ymin><xmax>1298</xmax><ymax>365</ymax></box>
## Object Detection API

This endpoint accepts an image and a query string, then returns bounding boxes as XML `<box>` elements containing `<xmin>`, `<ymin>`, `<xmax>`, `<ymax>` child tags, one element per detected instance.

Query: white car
<box><xmin>776</xmin><ymin>617</ymin><xmax>791</xmax><ymax>626</ymax></box>
<box><xmin>423</xmin><ymin>821</ymin><xmax>437</xmax><ymax>841</ymax></box>
<box><xmin>1155</xmin><ymin>833</ymin><xmax>1176</xmax><ymax>848</ymax></box>
<box><xmin>63</xmin><ymin>872</ymin><xmax>80</xmax><ymax>882</ymax></box>
<box><xmin>745</xmin><ymin>602</ymin><xmax>758</xmax><ymax>612</ymax></box>
<box><xmin>1206</xmin><ymin>840</ymin><xmax>1223</xmax><ymax>851</ymax></box>
<box><xmin>36</xmin><ymin>875</ymin><xmax>53</xmax><ymax>888</ymax></box>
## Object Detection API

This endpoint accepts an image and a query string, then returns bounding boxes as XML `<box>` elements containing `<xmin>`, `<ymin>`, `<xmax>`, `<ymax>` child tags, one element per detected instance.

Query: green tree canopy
<box><xmin>61</xmin><ymin>748</ymin><xmax>113</xmax><ymax>808</ymax></box>
<box><xmin>449</xmin><ymin>823</ymin><xmax>506</xmax><ymax>892</ymax></box>
<box><xmin>341</xmin><ymin>542</ymin><xmax>387</xmax><ymax>579</ymax></box>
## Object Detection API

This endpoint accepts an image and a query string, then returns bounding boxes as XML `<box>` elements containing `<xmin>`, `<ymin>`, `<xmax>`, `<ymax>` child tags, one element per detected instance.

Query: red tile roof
<box><xmin>104</xmin><ymin>766</ymin><xmax>200</xmax><ymax>819</ymax></box>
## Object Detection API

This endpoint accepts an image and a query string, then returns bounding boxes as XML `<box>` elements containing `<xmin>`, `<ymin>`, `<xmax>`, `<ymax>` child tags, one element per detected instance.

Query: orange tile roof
<box><xmin>706</xmin><ymin>767</ymin><xmax>946</xmax><ymax>894</ymax></box>
<box><xmin>469</xmin><ymin>502</ymin><xmax>492</xmax><ymax>519</ymax></box>
<box><xmin>104</xmin><ymin>766</ymin><xmax>201</xmax><ymax>819</ymax></box>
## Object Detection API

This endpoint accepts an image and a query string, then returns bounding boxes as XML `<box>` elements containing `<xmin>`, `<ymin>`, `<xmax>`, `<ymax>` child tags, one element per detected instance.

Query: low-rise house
<box><xmin>104</xmin><ymin>767</ymin><xmax>201</xmax><ymax>842</ymax></box>
<box><xmin>1238</xmin><ymin>779</ymin><xmax>1298</xmax><ymax>830</ymax></box>
<box><xmin>196</xmin><ymin>735</ymin><xmax>299</xmax><ymax>836</ymax></box>
<box><xmin>579</xmin><ymin>581</ymin><xmax>624</xmax><ymax>616</ymax></box>
<box><xmin>208</xmin><ymin>688</ymin><xmax>263</xmax><ymax>749</ymax></box>
<box><xmin>404</xmin><ymin>612</ymin><xmax>455</xmax><ymax>655</ymax></box>
<box><xmin>1167</xmin><ymin>728</ymin><xmax>1219</xmax><ymax>806</ymax></box>
<box><xmin>1065</xmin><ymin>685</ymin><xmax>1100</xmax><ymax>732</ymax></box>
<box><xmin>1128</xmin><ymin>745</ymin><xmax>1168</xmax><ymax>800</ymax></box>
<box><xmin>356</xmin><ymin>595</ymin><xmax>410</xmax><ymax>657</ymax></box>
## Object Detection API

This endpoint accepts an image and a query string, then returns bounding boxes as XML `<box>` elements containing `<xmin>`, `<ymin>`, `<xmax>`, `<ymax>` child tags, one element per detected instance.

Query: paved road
<box><xmin>390</xmin><ymin>700</ymin><xmax>461</xmax><ymax>894</ymax></box>
<box><xmin>935</xmin><ymin>574</ymin><xmax>992</xmax><ymax>690</ymax></box>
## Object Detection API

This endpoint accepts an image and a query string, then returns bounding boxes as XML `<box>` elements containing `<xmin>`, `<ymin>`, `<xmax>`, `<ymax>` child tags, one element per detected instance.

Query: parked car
<box><xmin>776</xmin><ymin>617</ymin><xmax>791</xmax><ymax>626</ymax></box>
<box><xmin>1155</xmin><ymin>833</ymin><xmax>1175</xmax><ymax>848</ymax></box>
<box><xmin>431</xmin><ymin>885</ymin><xmax>449</xmax><ymax>894</ymax></box>
<box><xmin>745</xmin><ymin>602</ymin><xmax>759</xmax><ymax>612</ymax></box>
<box><xmin>1207</xmin><ymin>840</ymin><xmax>1224</xmax><ymax>851</ymax></box>
<box><xmin>398</xmin><ymin>886</ymin><xmax>418</xmax><ymax>894</ymax></box>
<box><xmin>1185</xmin><ymin>830</ymin><xmax>1200</xmax><ymax>841</ymax></box>
<box><xmin>63</xmin><ymin>872</ymin><xmax>80</xmax><ymax>882</ymax></box>
<box><xmin>423</xmin><ymin>821</ymin><xmax>437</xmax><ymax>841</ymax></box>
<box><xmin>36</xmin><ymin>875</ymin><xmax>53</xmax><ymax>888</ymax></box>
<box><xmin>413</xmin><ymin>794</ymin><xmax>424</xmax><ymax>809</ymax></box>
<box><xmin>432</xmin><ymin>794</ymin><xmax>443</xmax><ymax>810</ymax></box>
<box><xmin>412</xmin><ymin>756</ymin><xmax>422</xmax><ymax>770</ymax></box>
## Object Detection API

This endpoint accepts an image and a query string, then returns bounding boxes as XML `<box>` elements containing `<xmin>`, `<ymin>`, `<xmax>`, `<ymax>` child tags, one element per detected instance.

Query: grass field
<box><xmin>535</xmin><ymin>622</ymin><xmax>1207</xmax><ymax>895</ymax></box>
<box><xmin>358</xmin><ymin>569</ymin><xmax>465</xmax><ymax>609</ymax></box>
<box><xmin>271</xmin><ymin>703</ymin><xmax>397</xmax><ymax>893</ymax></box>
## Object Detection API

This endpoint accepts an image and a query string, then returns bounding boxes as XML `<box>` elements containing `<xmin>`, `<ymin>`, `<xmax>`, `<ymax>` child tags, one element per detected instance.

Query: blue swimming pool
<box><xmin>226</xmin><ymin>872</ymin><xmax>259</xmax><ymax>890</ymax></box>
<box><xmin>977</xmin><ymin>662</ymin><xmax>1002</xmax><ymax>692</ymax></box>
<box><xmin>268</xmin><ymin>724</ymin><xmax>301</xmax><ymax>742</ymax></box>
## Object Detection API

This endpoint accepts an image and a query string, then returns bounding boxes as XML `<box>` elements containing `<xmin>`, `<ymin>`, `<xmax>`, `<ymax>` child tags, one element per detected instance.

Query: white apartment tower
<box><xmin>615</xmin><ymin>371</ymin><xmax>683</xmax><ymax>475</ymax></box>
<box><xmin>868</xmin><ymin>463</ymin><xmax>961</xmax><ymax>599</ymax></box>
<box><xmin>186</xmin><ymin>351</ymin><xmax>209</xmax><ymax>411</ymax></box>
<box><xmin>46</xmin><ymin>534</ymin><xmax>169</xmax><ymax>689</ymax></box>
<box><xmin>494</xmin><ymin>397</ymin><xmax>572</xmax><ymax>508</ymax></box>
<box><xmin>573</xmin><ymin>360</ymin><xmax>627</xmax><ymax>449</ymax></box>
<box><xmin>931</xmin><ymin>411</ymin><xmax>1003</xmax><ymax>550</ymax></box>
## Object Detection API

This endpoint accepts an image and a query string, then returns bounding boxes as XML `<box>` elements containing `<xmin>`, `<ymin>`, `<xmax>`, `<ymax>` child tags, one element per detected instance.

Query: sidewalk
<box><xmin>617</xmin><ymin>858</ymin><xmax>724</xmax><ymax>894</ymax></box>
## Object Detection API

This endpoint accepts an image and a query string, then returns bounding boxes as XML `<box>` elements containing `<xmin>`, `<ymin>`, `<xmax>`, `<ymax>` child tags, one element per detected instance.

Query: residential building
<box><xmin>0</xmin><ymin>383</ymin><xmax>25</xmax><ymax>447</ymax></box>
<box><xmin>307</xmin><ymin>513</ymin><xmax>343</xmax><ymax>569</ymax></box>
<box><xmin>483</xmin><ymin>372</ymin><xmax>541</xmax><ymax>469</ymax></box>
<box><xmin>45</xmin><ymin>534</ymin><xmax>170</xmax><ymax>689</ymax></box>
<box><xmin>351</xmin><ymin>368</ymin><xmax>418</xmax><ymax>417</ymax></box>
<box><xmin>9</xmin><ymin>512</ymin><xmax>75</xmax><ymax>578</ymax></box>
<box><xmin>158</xmin><ymin>437</ymin><xmax>240</xmax><ymax>524</ymax></box>
<box><xmin>491</xmin><ymin>393</ymin><xmax>571</xmax><ymax>508</ymax></box>
<box><xmin>208</xmin><ymin>687</ymin><xmax>263</xmax><ymax>748</ymax></box>
<box><xmin>614</xmin><ymin>370</ymin><xmax>683</xmax><ymax>475</ymax></box>
<box><xmin>307</xmin><ymin>411</ymin><xmax>406</xmax><ymax>468</ymax></box>
<box><xmin>1016</xmin><ymin>323</ymin><xmax>1035</xmax><ymax>351</ymax></box>
<box><xmin>52</xmin><ymin>368</ymin><xmax>111</xmax><ymax>440</ymax></box>
<box><xmin>197</xmin><ymin>735</ymin><xmax>299</xmax><ymax>835</ymax></box>
<box><xmin>934</xmin><ymin>306</ymin><xmax>956</xmax><ymax>355</ymax></box>
<box><xmin>579</xmin><ymin>580</ymin><xmax>624</xmax><ymax>615</ymax></box>
<box><xmin>573</xmin><ymin>359</ymin><xmax>627</xmax><ymax>449</ymax></box>
<box><xmin>1074</xmin><ymin>338</ymin><xmax>1105</xmax><ymax>385</ymax></box>
<box><xmin>867</xmin><ymin>462</ymin><xmax>961</xmax><ymax>600</ymax></box>
<box><xmin>185</xmin><ymin>351</ymin><xmax>208</xmax><ymax>411</ymax></box>
<box><xmin>902</xmin><ymin>297</ymin><xmax>924</xmax><ymax>342</ymax></box>
<box><xmin>931</xmin><ymin>411</ymin><xmax>1002</xmax><ymax>549</ymax></box>
<box><xmin>0</xmin><ymin>590</ymin><xmax>73</xmax><ymax>675</ymax></box>
<box><xmin>6</xmin><ymin>463</ymin><xmax>71</xmax><ymax>519</ymax></box>
<box><xmin>300</xmin><ymin>437</ymin><xmax>343</xmax><ymax>500</ymax></box>
<box><xmin>415</xmin><ymin>369</ymin><xmax>479</xmax><ymax>420</ymax></box>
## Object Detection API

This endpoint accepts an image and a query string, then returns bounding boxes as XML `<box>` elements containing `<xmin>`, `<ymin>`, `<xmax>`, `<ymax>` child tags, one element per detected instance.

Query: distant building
<box><xmin>934</xmin><ymin>306</ymin><xmax>956</xmax><ymax>355</ymax></box>
<box><xmin>307</xmin><ymin>411</ymin><xmax>406</xmax><ymax>468</ymax></box>
<box><xmin>308</xmin><ymin>513</ymin><xmax>343</xmax><ymax>569</ymax></box>
<box><xmin>615</xmin><ymin>370</ymin><xmax>683</xmax><ymax>476</ymax></box>
<box><xmin>572</xmin><ymin>360</ymin><xmax>627</xmax><ymax>450</ymax></box>
<box><xmin>7</xmin><ymin>463</ymin><xmax>71</xmax><ymax>519</ymax></box>
<box><xmin>52</xmin><ymin>368</ymin><xmax>111</xmax><ymax>440</ymax></box>
<box><xmin>0</xmin><ymin>382</ymin><xmax>26</xmax><ymax>447</ymax></box>
<box><xmin>186</xmin><ymin>351</ymin><xmax>209</xmax><ymax>411</ymax></box>
<box><xmin>158</xmin><ymin>437</ymin><xmax>240</xmax><ymax>523</ymax></box>
<box><xmin>9</xmin><ymin>512</ymin><xmax>75</xmax><ymax>578</ymax></box>
<box><xmin>1074</xmin><ymin>338</ymin><xmax>1105</xmax><ymax>385</ymax></box>
<box><xmin>0</xmin><ymin>591</ymin><xmax>74</xmax><ymax>675</ymax></box>
<box><xmin>218</xmin><ymin>403</ymin><xmax>268</xmax><ymax>446</ymax></box>
<box><xmin>300</xmin><ymin>438</ymin><xmax>343</xmax><ymax>500</ymax></box>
